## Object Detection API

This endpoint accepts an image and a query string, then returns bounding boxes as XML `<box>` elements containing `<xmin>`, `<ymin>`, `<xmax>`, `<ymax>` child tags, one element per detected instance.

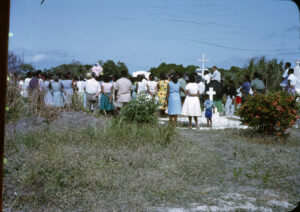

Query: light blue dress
<box><xmin>132</xmin><ymin>84</ymin><xmax>137</xmax><ymax>100</ymax></box>
<box><xmin>43</xmin><ymin>80</ymin><xmax>53</xmax><ymax>106</ymax></box>
<box><xmin>61</xmin><ymin>80</ymin><xmax>73</xmax><ymax>105</ymax></box>
<box><xmin>51</xmin><ymin>82</ymin><xmax>64</xmax><ymax>107</ymax></box>
<box><xmin>168</xmin><ymin>81</ymin><xmax>181</xmax><ymax>115</ymax></box>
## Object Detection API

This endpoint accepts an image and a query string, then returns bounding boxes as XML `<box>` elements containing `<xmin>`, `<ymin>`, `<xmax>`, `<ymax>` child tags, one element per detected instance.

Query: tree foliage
<box><xmin>8</xmin><ymin>51</ymin><xmax>23</xmax><ymax>74</ymax></box>
<box><xmin>44</xmin><ymin>61</ymin><xmax>92</xmax><ymax>77</ymax></box>
<box><xmin>100</xmin><ymin>60</ymin><xmax>129</xmax><ymax>77</ymax></box>
<box><xmin>149</xmin><ymin>63</ymin><xmax>198</xmax><ymax>77</ymax></box>
<box><xmin>8</xmin><ymin>51</ymin><xmax>36</xmax><ymax>74</ymax></box>
<box><xmin>221</xmin><ymin>57</ymin><xmax>284</xmax><ymax>92</ymax></box>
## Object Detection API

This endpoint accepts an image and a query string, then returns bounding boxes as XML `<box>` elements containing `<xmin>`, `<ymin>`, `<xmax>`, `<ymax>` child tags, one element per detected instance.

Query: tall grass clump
<box><xmin>5</xmin><ymin>79</ymin><xmax>31</xmax><ymax>122</ymax></box>
<box><xmin>97</xmin><ymin>118</ymin><xmax>176</xmax><ymax>148</ymax></box>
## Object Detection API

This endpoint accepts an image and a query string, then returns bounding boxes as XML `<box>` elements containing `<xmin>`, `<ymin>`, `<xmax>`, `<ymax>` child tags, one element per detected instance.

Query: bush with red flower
<box><xmin>239</xmin><ymin>91</ymin><xmax>299</xmax><ymax>137</ymax></box>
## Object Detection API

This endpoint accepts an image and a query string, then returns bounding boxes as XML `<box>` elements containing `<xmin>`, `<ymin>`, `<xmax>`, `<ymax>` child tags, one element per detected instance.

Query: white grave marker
<box><xmin>206</xmin><ymin>87</ymin><xmax>220</xmax><ymax>116</ymax></box>
<box><xmin>197</xmin><ymin>53</ymin><xmax>209</xmax><ymax>77</ymax></box>
<box><xmin>206</xmin><ymin>87</ymin><xmax>216</xmax><ymax>101</ymax></box>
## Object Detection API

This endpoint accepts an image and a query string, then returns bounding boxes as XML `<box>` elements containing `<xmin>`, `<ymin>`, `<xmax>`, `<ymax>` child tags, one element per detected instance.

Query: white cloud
<box><xmin>32</xmin><ymin>53</ymin><xmax>48</xmax><ymax>62</ymax></box>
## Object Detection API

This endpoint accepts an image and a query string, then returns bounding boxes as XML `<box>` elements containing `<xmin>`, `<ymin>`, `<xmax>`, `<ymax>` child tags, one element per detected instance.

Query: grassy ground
<box><xmin>3</xmin><ymin>119</ymin><xmax>300</xmax><ymax>211</ymax></box>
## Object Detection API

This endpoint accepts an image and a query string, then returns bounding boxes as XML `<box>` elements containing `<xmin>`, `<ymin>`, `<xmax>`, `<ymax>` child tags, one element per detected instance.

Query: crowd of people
<box><xmin>16</xmin><ymin>62</ymin><xmax>298</xmax><ymax>128</ymax></box>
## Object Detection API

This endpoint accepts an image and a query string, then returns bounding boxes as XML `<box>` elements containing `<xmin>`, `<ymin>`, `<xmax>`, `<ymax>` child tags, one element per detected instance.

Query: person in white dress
<box><xmin>23</xmin><ymin>72</ymin><xmax>33</xmax><ymax>98</ymax></box>
<box><xmin>181</xmin><ymin>74</ymin><xmax>201</xmax><ymax>128</ymax></box>
<box><xmin>19</xmin><ymin>76</ymin><xmax>28</xmax><ymax>98</ymax></box>
<box><xmin>136</xmin><ymin>75</ymin><xmax>147</xmax><ymax>95</ymax></box>
<box><xmin>76</xmin><ymin>76</ymin><xmax>86</xmax><ymax>105</ymax></box>
<box><xmin>146</xmin><ymin>74</ymin><xmax>157</xmax><ymax>98</ymax></box>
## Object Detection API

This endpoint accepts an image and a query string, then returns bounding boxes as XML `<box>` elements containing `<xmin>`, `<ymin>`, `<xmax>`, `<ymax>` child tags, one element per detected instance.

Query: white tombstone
<box><xmin>294</xmin><ymin>59</ymin><xmax>300</xmax><ymax>94</ymax></box>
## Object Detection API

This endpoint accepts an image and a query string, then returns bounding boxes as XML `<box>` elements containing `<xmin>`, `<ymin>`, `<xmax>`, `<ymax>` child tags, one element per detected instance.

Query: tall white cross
<box><xmin>206</xmin><ymin>87</ymin><xmax>216</xmax><ymax>101</ymax></box>
<box><xmin>197</xmin><ymin>53</ymin><xmax>209</xmax><ymax>77</ymax></box>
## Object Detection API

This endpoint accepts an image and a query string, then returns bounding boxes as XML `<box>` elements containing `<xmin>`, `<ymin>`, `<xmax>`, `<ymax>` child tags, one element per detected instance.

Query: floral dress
<box><xmin>157</xmin><ymin>80</ymin><xmax>168</xmax><ymax>110</ymax></box>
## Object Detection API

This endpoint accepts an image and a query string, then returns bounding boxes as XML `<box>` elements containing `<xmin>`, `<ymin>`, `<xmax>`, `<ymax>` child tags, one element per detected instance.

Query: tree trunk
<box><xmin>0</xmin><ymin>0</ymin><xmax>10</xmax><ymax>210</ymax></box>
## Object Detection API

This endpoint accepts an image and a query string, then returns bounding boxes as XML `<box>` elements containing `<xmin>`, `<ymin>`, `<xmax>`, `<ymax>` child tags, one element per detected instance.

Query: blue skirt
<box><xmin>100</xmin><ymin>93</ymin><xmax>115</xmax><ymax>111</ymax></box>
<box><xmin>168</xmin><ymin>92</ymin><xmax>181</xmax><ymax>115</ymax></box>
<box><xmin>205</xmin><ymin>109</ymin><xmax>212</xmax><ymax>119</ymax></box>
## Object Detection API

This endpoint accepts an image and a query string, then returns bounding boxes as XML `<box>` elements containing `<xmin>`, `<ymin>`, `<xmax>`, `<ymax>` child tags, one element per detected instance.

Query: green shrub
<box><xmin>239</xmin><ymin>92</ymin><xmax>299</xmax><ymax>138</ymax></box>
<box><xmin>119</xmin><ymin>93</ymin><xmax>161</xmax><ymax>124</ymax></box>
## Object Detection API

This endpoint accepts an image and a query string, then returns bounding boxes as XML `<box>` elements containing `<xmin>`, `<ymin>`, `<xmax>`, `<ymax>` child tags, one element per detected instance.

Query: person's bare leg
<box><xmin>194</xmin><ymin>117</ymin><xmax>198</xmax><ymax>129</ymax></box>
<box><xmin>207</xmin><ymin>119</ymin><xmax>209</xmax><ymax>127</ymax></box>
<box><xmin>188</xmin><ymin>116</ymin><xmax>192</xmax><ymax>128</ymax></box>
<box><xmin>174</xmin><ymin>115</ymin><xmax>178</xmax><ymax>127</ymax></box>
<box><xmin>209</xmin><ymin>119</ymin><xmax>212</xmax><ymax>127</ymax></box>
<box><xmin>169</xmin><ymin>115</ymin><xmax>173</xmax><ymax>126</ymax></box>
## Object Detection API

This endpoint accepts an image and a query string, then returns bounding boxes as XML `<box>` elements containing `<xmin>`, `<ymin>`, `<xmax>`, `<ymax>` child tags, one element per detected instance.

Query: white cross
<box><xmin>197</xmin><ymin>53</ymin><xmax>209</xmax><ymax>77</ymax></box>
<box><xmin>206</xmin><ymin>87</ymin><xmax>216</xmax><ymax>101</ymax></box>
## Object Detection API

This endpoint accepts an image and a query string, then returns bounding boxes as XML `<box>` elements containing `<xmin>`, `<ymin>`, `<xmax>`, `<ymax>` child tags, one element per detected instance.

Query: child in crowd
<box><xmin>235</xmin><ymin>82</ymin><xmax>242</xmax><ymax>109</ymax></box>
<box><xmin>204</xmin><ymin>94</ymin><xmax>215</xmax><ymax>127</ymax></box>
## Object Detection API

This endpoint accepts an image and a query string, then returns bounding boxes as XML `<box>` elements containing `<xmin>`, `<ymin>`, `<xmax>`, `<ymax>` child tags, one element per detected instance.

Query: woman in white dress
<box><xmin>22</xmin><ymin>72</ymin><xmax>33</xmax><ymax>98</ymax></box>
<box><xmin>136</xmin><ymin>75</ymin><xmax>147</xmax><ymax>96</ymax></box>
<box><xmin>19</xmin><ymin>76</ymin><xmax>28</xmax><ymax>98</ymax></box>
<box><xmin>146</xmin><ymin>74</ymin><xmax>158</xmax><ymax>98</ymax></box>
<box><xmin>181</xmin><ymin>74</ymin><xmax>201</xmax><ymax>128</ymax></box>
<box><xmin>76</xmin><ymin>76</ymin><xmax>86</xmax><ymax>105</ymax></box>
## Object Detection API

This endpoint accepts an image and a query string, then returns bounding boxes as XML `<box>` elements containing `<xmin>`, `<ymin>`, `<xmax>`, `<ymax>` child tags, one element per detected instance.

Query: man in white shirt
<box><xmin>204</xmin><ymin>70</ymin><xmax>211</xmax><ymax>87</ymax></box>
<box><xmin>85</xmin><ymin>72</ymin><xmax>101</xmax><ymax>112</ymax></box>
<box><xmin>115</xmin><ymin>70</ymin><xmax>133</xmax><ymax>110</ymax></box>
<box><xmin>210</xmin><ymin>66</ymin><xmax>221</xmax><ymax>83</ymax></box>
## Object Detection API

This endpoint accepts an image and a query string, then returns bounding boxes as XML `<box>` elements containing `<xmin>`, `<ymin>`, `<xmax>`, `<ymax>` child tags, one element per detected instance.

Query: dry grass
<box><xmin>3</xmin><ymin>120</ymin><xmax>221</xmax><ymax>211</ymax></box>
<box><xmin>3</xmin><ymin>119</ymin><xmax>300</xmax><ymax>211</ymax></box>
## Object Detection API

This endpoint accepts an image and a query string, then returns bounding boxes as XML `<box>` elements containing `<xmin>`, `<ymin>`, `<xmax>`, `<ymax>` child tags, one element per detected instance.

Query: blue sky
<box><xmin>9</xmin><ymin>0</ymin><xmax>300</xmax><ymax>72</ymax></box>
